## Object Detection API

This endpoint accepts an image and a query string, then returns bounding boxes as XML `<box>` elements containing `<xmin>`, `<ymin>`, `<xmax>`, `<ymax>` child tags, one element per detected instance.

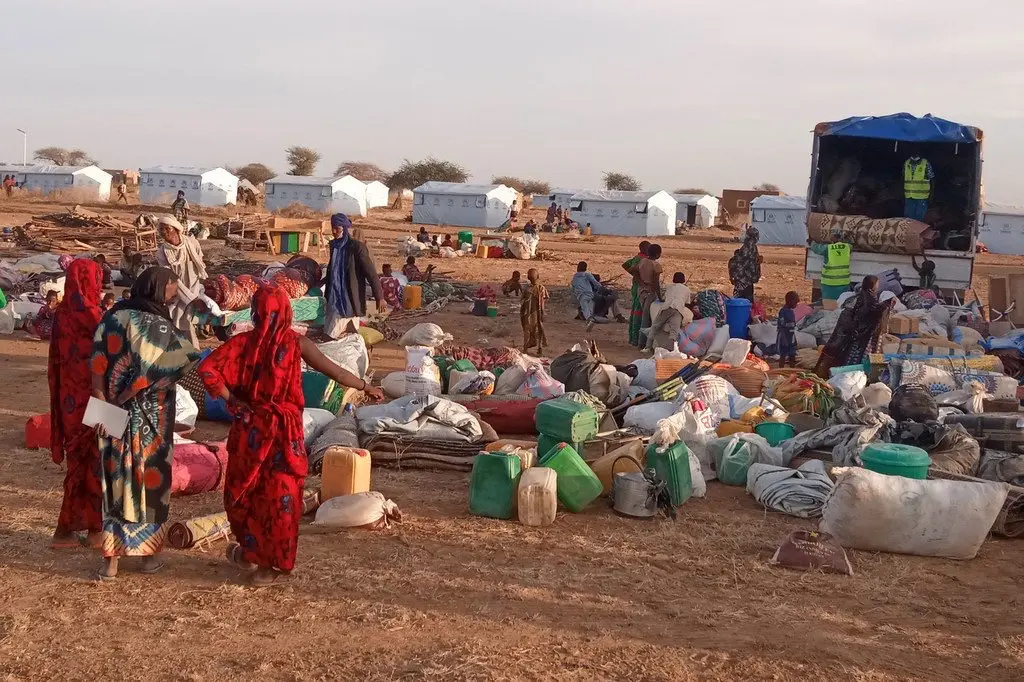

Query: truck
<box><xmin>804</xmin><ymin>113</ymin><xmax>983</xmax><ymax>300</ymax></box>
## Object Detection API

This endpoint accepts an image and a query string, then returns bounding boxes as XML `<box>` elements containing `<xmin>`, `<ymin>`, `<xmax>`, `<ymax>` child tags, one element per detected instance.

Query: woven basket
<box><xmin>712</xmin><ymin>366</ymin><xmax>767</xmax><ymax>398</ymax></box>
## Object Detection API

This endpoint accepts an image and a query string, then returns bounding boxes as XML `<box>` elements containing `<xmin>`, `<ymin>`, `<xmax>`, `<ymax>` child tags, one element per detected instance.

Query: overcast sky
<box><xmin>3</xmin><ymin>0</ymin><xmax>1022</xmax><ymax>199</ymax></box>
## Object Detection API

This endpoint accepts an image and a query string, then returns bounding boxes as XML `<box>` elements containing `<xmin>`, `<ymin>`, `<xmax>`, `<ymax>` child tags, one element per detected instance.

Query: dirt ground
<box><xmin>1</xmin><ymin>195</ymin><xmax>1023</xmax><ymax>680</ymax></box>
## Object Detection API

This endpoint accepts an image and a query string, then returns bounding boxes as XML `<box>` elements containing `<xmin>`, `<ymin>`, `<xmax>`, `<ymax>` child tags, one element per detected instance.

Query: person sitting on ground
<box><xmin>523</xmin><ymin>219</ymin><xmax>537</xmax><ymax>236</ymax></box>
<box><xmin>379</xmin><ymin>263</ymin><xmax>403</xmax><ymax>309</ymax></box>
<box><xmin>101</xmin><ymin>293</ymin><xmax>117</xmax><ymax>311</ymax></box>
<box><xmin>430</xmin><ymin>235</ymin><xmax>440</xmax><ymax>252</ymax></box>
<box><xmin>440</xmin><ymin>234</ymin><xmax>454</xmax><ymax>249</ymax></box>
<box><xmin>644</xmin><ymin>272</ymin><xmax>693</xmax><ymax>353</ymax></box>
<box><xmin>402</xmin><ymin>256</ymin><xmax>434</xmax><ymax>282</ymax></box>
<box><xmin>171</xmin><ymin>190</ymin><xmax>189</xmax><ymax>224</ymax></box>
<box><xmin>912</xmin><ymin>255</ymin><xmax>937</xmax><ymax>292</ymax></box>
<box><xmin>777</xmin><ymin>291</ymin><xmax>799</xmax><ymax>368</ymax></box>
<box><xmin>416</xmin><ymin>227</ymin><xmax>430</xmax><ymax>244</ymax></box>
<box><xmin>502</xmin><ymin>270</ymin><xmax>523</xmax><ymax>297</ymax></box>
<box><xmin>28</xmin><ymin>291</ymin><xmax>59</xmax><ymax>340</ymax></box>
<box><xmin>571</xmin><ymin>261</ymin><xmax>605</xmax><ymax>330</ymax></box>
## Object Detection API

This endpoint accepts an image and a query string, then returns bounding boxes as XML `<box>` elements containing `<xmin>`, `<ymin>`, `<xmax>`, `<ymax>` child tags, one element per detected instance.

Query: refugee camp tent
<box><xmin>139</xmin><ymin>166</ymin><xmax>239</xmax><ymax>206</ymax></box>
<box><xmin>532</xmin><ymin>187</ymin><xmax>578</xmax><ymax>211</ymax></box>
<box><xmin>0</xmin><ymin>164</ymin><xmax>112</xmax><ymax>201</ymax></box>
<box><xmin>750</xmin><ymin>194</ymin><xmax>808</xmax><ymax>245</ymax></box>
<box><xmin>264</xmin><ymin>175</ymin><xmax>368</xmax><ymax>217</ymax></box>
<box><xmin>412</xmin><ymin>182</ymin><xmax>516</xmax><ymax>228</ymax></box>
<box><xmin>568</xmin><ymin>190</ymin><xmax>676</xmax><ymax>237</ymax></box>
<box><xmin>364</xmin><ymin>180</ymin><xmax>390</xmax><ymax>208</ymax></box>
<box><xmin>980</xmin><ymin>203</ymin><xmax>1024</xmax><ymax>255</ymax></box>
<box><xmin>673</xmin><ymin>193</ymin><xmax>720</xmax><ymax>228</ymax></box>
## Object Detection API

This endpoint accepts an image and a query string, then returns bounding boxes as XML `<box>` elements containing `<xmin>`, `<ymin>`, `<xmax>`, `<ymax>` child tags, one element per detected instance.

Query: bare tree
<box><xmin>491</xmin><ymin>175</ymin><xmax>525</xmax><ymax>191</ymax></box>
<box><xmin>231</xmin><ymin>163</ymin><xmax>276</xmax><ymax>185</ymax></box>
<box><xmin>285</xmin><ymin>146</ymin><xmax>321</xmax><ymax>176</ymax></box>
<box><xmin>754</xmin><ymin>183</ymin><xmax>780</xmax><ymax>192</ymax></box>
<box><xmin>675</xmin><ymin>187</ymin><xmax>712</xmax><ymax>195</ymax></box>
<box><xmin>603</xmin><ymin>171</ymin><xmax>641</xmax><ymax>192</ymax></box>
<box><xmin>388</xmin><ymin>157</ymin><xmax>468</xmax><ymax>189</ymax></box>
<box><xmin>34</xmin><ymin>146</ymin><xmax>96</xmax><ymax>166</ymax></box>
<box><xmin>334</xmin><ymin>161</ymin><xmax>388</xmax><ymax>182</ymax></box>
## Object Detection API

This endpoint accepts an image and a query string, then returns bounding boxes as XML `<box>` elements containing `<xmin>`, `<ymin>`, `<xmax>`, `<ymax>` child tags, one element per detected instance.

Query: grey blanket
<box><xmin>746</xmin><ymin>459</ymin><xmax>834</xmax><ymax>519</ymax></box>
<box><xmin>781</xmin><ymin>424</ymin><xmax>884</xmax><ymax>467</ymax></box>
<box><xmin>356</xmin><ymin>395</ymin><xmax>483</xmax><ymax>442</ymax></box>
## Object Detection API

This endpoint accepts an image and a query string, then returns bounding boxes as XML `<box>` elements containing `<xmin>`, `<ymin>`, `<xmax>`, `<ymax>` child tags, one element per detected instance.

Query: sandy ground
<box><xmin>1</xmin><ymin>195</ymin><xmax>1023</xmax><ymax>680</ymax></box>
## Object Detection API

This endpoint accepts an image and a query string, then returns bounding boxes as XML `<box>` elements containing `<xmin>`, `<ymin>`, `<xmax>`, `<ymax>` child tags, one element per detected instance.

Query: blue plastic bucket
<box><xmin>725</xmin><ymin>298</ymin><xmax>752</xmax><ymax>339</ymax></box>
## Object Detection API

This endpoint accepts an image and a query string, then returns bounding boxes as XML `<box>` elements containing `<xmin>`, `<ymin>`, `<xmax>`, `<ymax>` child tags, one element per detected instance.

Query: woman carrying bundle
<box><xmin>199</xmin><ymin>284</ymin><xmax>382</xmax><ymax>585</ymax></box>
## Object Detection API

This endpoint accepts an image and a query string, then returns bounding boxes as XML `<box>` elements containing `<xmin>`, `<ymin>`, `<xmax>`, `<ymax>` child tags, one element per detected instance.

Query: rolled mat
<box><xmin>167</xmin><ymin>512</ymin><xmax>231</xmax><ymax>550</ymax></box>
<box><xmin>808</xmin><ymin>213</ymin><xmax>934</xmax><ymax>255</ymax></box>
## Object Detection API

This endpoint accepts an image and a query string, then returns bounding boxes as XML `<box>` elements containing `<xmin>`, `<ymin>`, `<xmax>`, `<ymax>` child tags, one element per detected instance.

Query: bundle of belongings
<box><xmin>808</xmin><ymin>213</ymin><xmax>936</xmax><ymax>255</ymax></box>
<box><xmin>355</xmin><ymin>395</ymin><xmax>498</xmax><ymax>471</ymax></box>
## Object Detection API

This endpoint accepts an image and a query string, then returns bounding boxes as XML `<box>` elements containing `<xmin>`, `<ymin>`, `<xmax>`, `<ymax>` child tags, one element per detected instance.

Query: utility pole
<box><xmin>15</xmin><ymin>128</ymin><xmax>27</xmax><ymax>165</ymax></box>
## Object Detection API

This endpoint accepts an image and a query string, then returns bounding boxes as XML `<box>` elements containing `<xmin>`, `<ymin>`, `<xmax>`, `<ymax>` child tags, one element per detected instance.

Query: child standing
<box><xmin>777</xmin><ymin>291</ymin><xmax>799</xmax><ymax>367</ymax></box>
<box><xmin>520</xmin><ymin>268</ymin><xmax>548</xmax><ymax>354</ymax></box>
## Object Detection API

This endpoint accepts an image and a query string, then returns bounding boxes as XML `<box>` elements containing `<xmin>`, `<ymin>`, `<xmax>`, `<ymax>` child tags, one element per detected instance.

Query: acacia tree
<box><xmin>388</xmin><ymin>157</ymin><xmax>468</xmax><ymax>189</ymax></box>
<box><xmin>334</xmin><ymin>161</ymin><xmax>388</xmax><ymax>182</ymax></box>
<box><xmin>754</xmin><ymin>183</ymin><xmax>780</xmax><ymax>192</ymax></box>
<box><xmin>34</xmin><ymin>146</ymin><xmax>95</xmax><ymax>165</ymax></box>
<box><xmin>675</xmin><ymin>187</ymin><xmax>712</xmax><ymax>195</ymax></box>
<box><xmin>521</xmin><ymin>180</ymin><xmax>551</xmax><ymax>195</ymax></box>
<box><xmin>603</xmin><ymin>171</ymin><xmax>641</xmax><ymax>191</ymax></box>
<box><xmin>491</xmin><ymin>175</ymin><xmax>525</xmax><ymax>191</ymax></box>
<box><xmin>231</xmin><ymin>163</ymin><xmax>275</xmax><ymax>185</ymax></box>
<box><xmin>285</xmin><ymin>146</ymin><xmax>321</xmax><ymax>176</ymax></box>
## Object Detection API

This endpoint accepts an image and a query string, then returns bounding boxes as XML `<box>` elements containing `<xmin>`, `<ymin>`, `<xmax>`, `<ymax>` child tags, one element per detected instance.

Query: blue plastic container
<box><xmin>725</xmin><ymin>297</ymin><xmax>752</xmax><ymax>339</ymax></box>
<box><xmin>204</xmin><ymin>394</ymin><xmax>232</xmax><ymax>422</ymax></box>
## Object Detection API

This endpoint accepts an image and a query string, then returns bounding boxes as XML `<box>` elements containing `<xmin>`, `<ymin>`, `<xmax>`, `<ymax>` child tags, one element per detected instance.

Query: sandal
<box><xmin>226</xmin><ymin>542</ymin><xmax>256</xmax><ymax>571</ymax></box>
<box><xmin>97</xmin><ymin>558</ymin><xmax>118</xmax><ymax>581</ymax></box>
<box><xmin>139</xmin><ymin>557</ymin><xmax>166</xmax><ymax>575</ymax></box>
<box><xmin>250</xmin><ymin>568</ymin><xmax>291</xmax><ymax>587</ymax></box>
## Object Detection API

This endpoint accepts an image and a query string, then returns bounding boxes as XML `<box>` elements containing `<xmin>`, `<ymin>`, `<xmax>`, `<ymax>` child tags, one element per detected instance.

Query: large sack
<box><xmin>170</xmin><ymin>441</ymin><xmax>229</xmax><ymax>496</ymax></box>
<box><xmin>382</xmin><ymin>371</ymin><xmax>406</xmax><ymax>398</ymax></box>
<box><xmin>820</xmin><ymin>467</ymin><xmax>1008</xmax><ymax>559</ymax></box>
<box><xmin>398</xmin><ymin>323</ymin><xmax>452</xmax><ymax>349</ymax></box>
<box><xmin>303</xmin><ymin>408</ymin><xmax>336</xmax><ymax>448</ymax></box>
<box><xmin>318</xmin><ymin>334</ymin><xmax>369</xmax><ymax>379</ymax></box>
<box><xmin>624</xmin><ymin>401</ymin><xmax>678</xmax><ymax>434</ymax></box>
<box><xmin>405</xmin><ymin>346</ymin><xmax>442</xmax><ymax>396</ymax></box>
<box><xmin>312</xmin><ymin>491</ymin><xmax>403</xmax><ymax>529</ymax></box>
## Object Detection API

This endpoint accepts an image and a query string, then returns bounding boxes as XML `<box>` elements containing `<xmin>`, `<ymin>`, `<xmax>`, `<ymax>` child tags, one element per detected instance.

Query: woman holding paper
<box><xmin>156</xmin><ymin>215</ymin><xmax>207</xmax><ymax>346</ymax></box>
<box><xmin>91</xmin><ymin>267</ymin><xmax>200</xmax><ymax>579</ymax></box>
<box><xmin>49</xmin><ymin>259</ymin><xmax>105</xmax><ymax>549</ymax></box>
<box><xmin>198</xmin><ymin>284</ymin><xmax>382</xmax><ymax>585</ymax></box>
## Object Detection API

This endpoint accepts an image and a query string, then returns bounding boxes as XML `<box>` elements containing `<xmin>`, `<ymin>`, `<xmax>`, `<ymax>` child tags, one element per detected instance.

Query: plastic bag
<box><xmin>450</xmin><ymin>370</ymin><xmax>496</xmax><ymax>396</ymax></box>
<box><xmin>624</xmin><ymin>401</ymin><xmax>678</xmax><ymax>433</ymax></box>
<box><xmin>706</xmin><ymin>326</ymin><xmax>730</xmax><ymax>357</ymax></box>
<box><xmin>404</xmin><ymin>346</ymin><xmax>442</xmax><ymax>396</ymax></box>
<box><xmin>820</xmin><ymin>467</ymin><xmax>1008</xmax><ymax>559</ymax></box>
<box><xmin>318</xmin><ymin>334</ymin><xmax>369</xmax><ymax>379</ymax></box>
<box><xmin>0</xmin><ymin>303</ymin><xmax>15</xmax><ymax>335</ymax></box>
<box><xmin>858</xmin><ymin>383</ymin><xmax>892</xmax><ymax>409</ymax></box>
<box><xmin>651</xmin><ymin>393</ymin><xmax>719</xmax><ymax>485</ymax></box>
<box><xmin>828</xmin><ymin>370</ymin><xmax>868</xmax><ymax>402</ymax></box>
<box><xmin>516</xmin><ymin>365</ymin><xmax>564</xmax><ymax>399</ymax></box>
<box><xmin>493</xmin><ymin>362</ymin><xmax>529</xmax><ymax>394</ymax></box>
<box><xmin>630</xmin><ymin>358</ymin><xmax>657</xmax><ymax>390</ymax></box>
<box><xmin>721</xmin><ymin>339</ymin><xmax>752</xmax><ymax>367</ymax></box>
<box><xmin>398</xmin><ymin>323</ymin><xmax>453</xmax><ymax>349</ymax></box>
<box><xmin>175</xmin><ymin>389</ymin><xmax>198</xmax><ymax>434</ymax></box>
<box><xmin>714</xmin><ymin>438</ymin><xmax>755</xmax><ymax>485</ymax></box>
<box><xmin>650</xmin><ymin>411</ymin><xmax>708</xmax><ymax>498</ymax></box>
<box><xmin>935</xmin><ymin>381</ymin><xmax>991</xmax><ymax>414</ymax></box>
<box><xmin>312</xmin><ymin>491</ymin><xmax>403</xmax><ymax>529</ymax></box>
<box><xmin>303</xmin><ymin>408</ymin><xmax>336</xmax><ymax>448</ymax></box>
<box><xmin>653</xmin><ymin>346</ymin><xmax>687</xmax><ymax>360</ymax></box>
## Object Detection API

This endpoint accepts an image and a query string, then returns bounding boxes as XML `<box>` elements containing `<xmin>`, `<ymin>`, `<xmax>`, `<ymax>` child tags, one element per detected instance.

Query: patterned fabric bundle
<box><xmin>167</xmin><ymin>512</ymin><xmax>232</xmax><ymax>550</ymax></box>
<box><xmin>807</xmin><ymin>212</ymin><xmax>935</xmax><ymax>255</ymax></box>
<box><xmin>696</xmin><ymin>289</ymin><xmax>727</xmax><ymax>324</ymax></box>
<box><xmin>435</xmin><ymin>344</ymin><xmax>522</xmax><ymax>371</ymax></box>
<box><xmin>271</xmin><ymin>269</ymin><xmax>310</xmax><ymax>299</ymax></box>
<box><xmin>677</xmin><ymin>317</ymin><xmax>717</xmax><ymax>357</ymax></box>
<box><xmin>203</xmin><ymin>274</ymin><xmax>263</xmax><ymax>311</ymax></box>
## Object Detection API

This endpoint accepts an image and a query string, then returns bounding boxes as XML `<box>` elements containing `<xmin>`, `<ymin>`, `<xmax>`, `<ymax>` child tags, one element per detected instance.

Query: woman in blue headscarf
<box><xmin>324</xmin><ymin>213</ymin><xmax>385</xmax><ymax>338</ymax></box>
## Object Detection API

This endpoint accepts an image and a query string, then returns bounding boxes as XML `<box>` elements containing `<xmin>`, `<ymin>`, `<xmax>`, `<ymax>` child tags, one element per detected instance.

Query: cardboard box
<box><xmin>888</xmin><ymin>316</ymin><xmax>920</xmax><ymax>335</ymax></box>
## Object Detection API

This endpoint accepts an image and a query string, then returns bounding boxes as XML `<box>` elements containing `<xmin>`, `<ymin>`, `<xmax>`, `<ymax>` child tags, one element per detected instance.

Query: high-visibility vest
<box><xmin>904</xmin><ymin>158</ymin><xmax>932</xmax><ymax>200</ymax></box>
<box><xmin>821</xmin><ymin>242</ymin><xmax>851</xmax><ymax>287</ymax></box>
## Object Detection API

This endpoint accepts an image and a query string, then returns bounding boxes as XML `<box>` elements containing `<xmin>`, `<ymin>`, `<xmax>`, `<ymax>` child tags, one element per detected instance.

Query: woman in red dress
<box><xmin>48</xmin><ymin>259</ymin><xmax>104</xmax><ymax>548</ymax></box>
<box><xmin>198</xmin><ymin>284</ymin><xmax>382</xmax><ymax>585</ymax></box>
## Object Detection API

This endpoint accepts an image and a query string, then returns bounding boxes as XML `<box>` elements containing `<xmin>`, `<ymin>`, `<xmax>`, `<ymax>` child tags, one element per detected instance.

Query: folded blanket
<box><xmin>808</xmin><ymin>213</ymin><xmax>934</xmax><ymax>254</ymax></box>
<box><xmin>781</xmin><ymin>423</ymin><xmax>884</xmax><ymax>467</ymax></box>
<box><xmin>356</xmin><ymin>395</ymin><xmax>484</xmax><ymax>441</ymax></box>
<box><xmin>746</xmin><ymin>459</ymin><xmax>834</xmax><ymax>518</ymax></box>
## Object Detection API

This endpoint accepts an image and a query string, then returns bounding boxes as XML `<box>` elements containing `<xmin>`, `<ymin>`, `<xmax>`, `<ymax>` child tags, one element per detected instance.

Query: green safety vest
<box><xmin>904</xmin><ymin>158</ymin><xmax>931</xmax><ymax>200</ymax></box>
<box><xmin>821</xmin><ymin>242</ymin><xmax>851</xmax><ymax>287</ymax></box>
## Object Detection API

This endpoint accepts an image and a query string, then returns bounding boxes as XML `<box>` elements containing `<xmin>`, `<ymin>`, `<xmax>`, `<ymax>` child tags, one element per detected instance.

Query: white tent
<box><xmin>672</xmin><ymin>193</ymin><xmax>720</xmax><ymax>228</ymax></box>
<box><xmin>532</xmin><ymin>187</ymin><xmax>578</xmax><ymax>210</ymax></box>
<box><xmin>568</xmin><ymin>190</ymin><xmax>676</xmax><ymax>237</ymax></box>
<box><xmin>139</xmin><ymin>166</ymin><xmax>239</xmax><ymax>206</ymax></box>
<box><xmin>264</xmin><ymin>175</ymin><xmax>368</xmax><ymax>216</ymax></box>
<box><xmin>363</xmin><ymin>180</ymin><xmax>390</xmax><ymax>208</ymax></box>
<box><xmin>412</xmin><ymin>182</ymin><xmax>516</xmax><ymax>228</ymax></box>
<box><xmin>0</xmin><ymin>164</ymin><xmax>112</xmax><ymax>201</ymax></box>
<box><xmin>980</xmin><ymin>202</ymin><xmax>1024</xmax><ymax>255</ymax></box>
<box><xmin>750</xmin><ymin>195</ymin><xmax>807</xmax><ymax>245</ymax></box>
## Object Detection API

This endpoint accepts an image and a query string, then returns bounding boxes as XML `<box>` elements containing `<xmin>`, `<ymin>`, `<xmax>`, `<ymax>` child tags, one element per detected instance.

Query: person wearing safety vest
<box><xmin>820</xmin><ymin>241</ymin><xmax>852</xmax><ymax>303</ymax></box>
<box><xmin>904</xmin><ymin>156</ymin><xmax>933</xmax><ymax>222</ymax></box>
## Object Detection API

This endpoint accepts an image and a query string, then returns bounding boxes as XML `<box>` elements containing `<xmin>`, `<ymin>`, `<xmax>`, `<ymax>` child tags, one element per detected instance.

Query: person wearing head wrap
<box><xmin>622</xmin><ymin>241</ymin><xmax>651</xmax><ymax>346</ymax></box>
<box><xmin>156</xmin><ymin>214</ymin><xmax>207</xmax><ymax>346</ymax></box>
<box><xmin>728</xmin><ymin>226</ymin><xmax>762</xmax><ymax>302</ymax></box>
<box><xmin>323</xmin><ymin>213</ymin><xmax>384</xmax><ymax>338</ymax></box>
<box><xmin>198</xmin><ymin>285</ymin><xmax>382</xmax><ymax>585</ymax></box>
<box><xmin>814</xmin><ymin>275</ymin><xmax>895</xmax><ymax>379</ymax></box>
<box><xmin>90</xmin><ymin>266</ymin><xmax>201</xmax><ymax>579</ymax></box>
<box><xmin>48</xmin><ymin>259</ymin><xmax>105</xmax><ymax>549</ymax></box>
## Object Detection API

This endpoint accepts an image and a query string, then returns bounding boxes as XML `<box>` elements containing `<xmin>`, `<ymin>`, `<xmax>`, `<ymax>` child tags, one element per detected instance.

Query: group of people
<box><xmin>2</xmin><ymin>174</ymin><xmax>18</xmax><ymax>197</ymax></box>
<box><xmin>47</xmin><ymin>210</ymin><xmax>384</xmax><ymax>584</ymax></box>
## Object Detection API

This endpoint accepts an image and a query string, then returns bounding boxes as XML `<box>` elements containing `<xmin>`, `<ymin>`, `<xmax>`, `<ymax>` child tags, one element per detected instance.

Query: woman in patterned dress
<box><xmin>621</xmin><ymin>241</ymin><xmax>650</xmax><ymax>346</ymax></box>
<box><xmin>49</xmin><ymin>259</ymin><xmax>105</xmax><ymax>549</ymax></box>
<box><xmin>198</xmin><ymin>285</ymin><xmax>382</xmax><ymax>586</ymax></box>
<box><xmin>91</xmin><ymin>267</ymin><xmax>200</xmax><ymax>579</ymax></box>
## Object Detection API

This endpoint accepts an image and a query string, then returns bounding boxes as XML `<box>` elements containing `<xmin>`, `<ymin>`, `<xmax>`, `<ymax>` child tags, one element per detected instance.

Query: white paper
<box><xmin>82</xmin><ymin>397</ymin><xmax>129</xmax><ymax>438</ymax></box>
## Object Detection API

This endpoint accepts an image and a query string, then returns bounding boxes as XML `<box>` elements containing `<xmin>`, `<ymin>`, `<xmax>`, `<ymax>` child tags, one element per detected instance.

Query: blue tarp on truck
<box><xmin>818</xmin><ymin>113</ymin><xmax>980</xmax><ymax>144</ymax></box>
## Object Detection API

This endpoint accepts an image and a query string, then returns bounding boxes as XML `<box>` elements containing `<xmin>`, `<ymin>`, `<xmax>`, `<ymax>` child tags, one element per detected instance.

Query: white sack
<box><xmin>313</xmin><ymin>491</ymin><xmax>403</xmax><ymax>529</ymax></box>
<box><xmin>935</xmin><ymin>381</ymin><xmax>991</xmax><ymax>414</ymax></box>
<box><xmin>630</xmin><ymin>358</ymin><xmax>657</xmax><ymax>390</ymax></box>
<box><xmin>399</xmin><ymin>323</ymin><xmax>452</xmax><ymax>349</ymax></box>
<box><xmin>706</xmin><ymin>326</ymin><xmax>730</xmax><ymax>357</ymax></box>
<box><xmin>382</xmin><ymin>371</ymin><xmax>406</xmax><ymax>398</ymax></box>
<box><xmin>175</xmin><ymin>389</ymin><xmax>198</xmax><ymax>434</ymax></box>
<box><xmin>303</xmin><ymin>408</ymin><xmax>336</xmax><ymax>448</ymax></box>
<box><xmin>828</xmin><ymin>371</ymin><xmax>868</xmax><ymax>402</ymax></box>
<box><xmin>721</xmin><ymin>339</ymin><xmax>751</xmax><ymax>367</ymax></box>
<box><xmin>318</xmin><ymin>334</ymin><xmax>369</xmax><ymax>379</ymax></box>
<box><xmin>820</xmin><ymin>467</ymin><xmax>1008</xmax><ymax>560</ymax></box>
<box><xmin>404</xmin><ymin>346</ymin><xmax>441</xmax><ymax>396</ymax></box>
<box><xmin>624</xmin><ymin>402</ymin><xmax>678</xmax><ymax>434</ymax></box>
